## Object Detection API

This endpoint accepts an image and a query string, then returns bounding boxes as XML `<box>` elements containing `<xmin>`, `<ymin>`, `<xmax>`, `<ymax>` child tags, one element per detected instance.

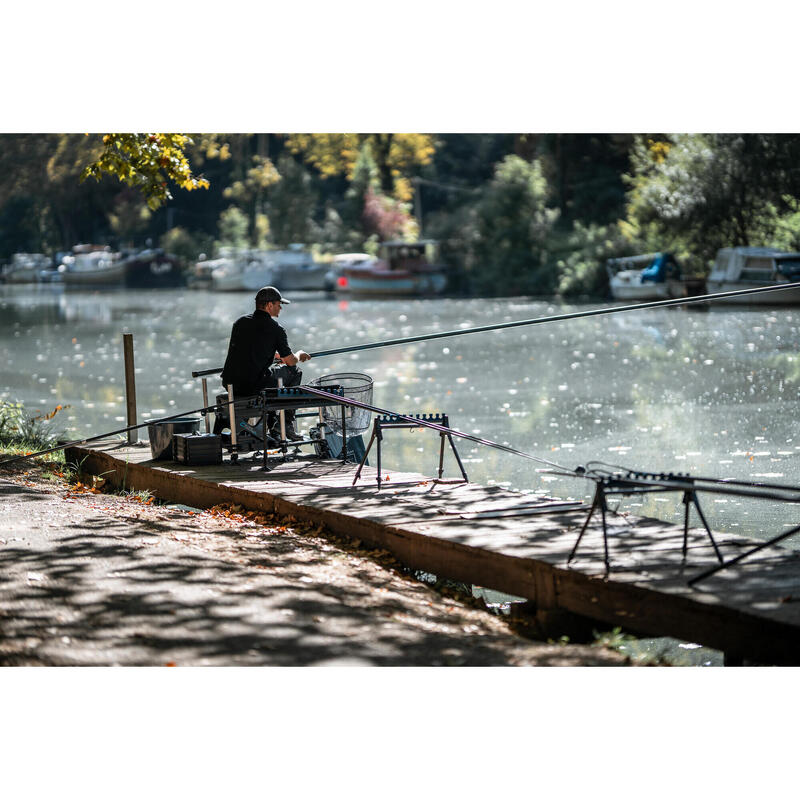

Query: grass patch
<box><xmin>0</xmin><ymin>399</ymin><xmax>70</xmax><ymax>466</ymax></box>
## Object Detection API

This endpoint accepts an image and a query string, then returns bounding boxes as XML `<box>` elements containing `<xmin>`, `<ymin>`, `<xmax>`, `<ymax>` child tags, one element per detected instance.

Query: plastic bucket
<box><xmin>146</xmin><ymin>416</ymin><xmax>201</xmax><ymax>460</ymax></box>
<box><xmin>308</xmin><ymin>372</ymin><xmax>373</xmax><ymax>435</ymax></box>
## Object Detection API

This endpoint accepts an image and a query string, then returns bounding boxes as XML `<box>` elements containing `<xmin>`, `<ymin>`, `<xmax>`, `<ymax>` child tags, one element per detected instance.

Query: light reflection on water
<box><xmin>2</xmin><ymin>284</ymin><xmax>800</xmax><ymax>548</ymax></box>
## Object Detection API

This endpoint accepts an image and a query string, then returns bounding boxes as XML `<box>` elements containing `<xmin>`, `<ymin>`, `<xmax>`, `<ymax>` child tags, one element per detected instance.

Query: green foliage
<box><xmin>554</xmin><ymin>221</ymin><xmax>636</xmax><ymax>297</ymax></box>
<box><xmin>285</xmin><ymin>133</ymin><xmax>436</xmax><ymax>199</ymax></box>
<box><xmin>159</xmin><ymin>226</ymin><xmax>215</xmax><ymax>265</ymax></box>
<box><xmin>0</xmin><ymin>400</ymin><xmax>65</xmax><ymax>452</ymax></box>
<box><xmin>592</xmin><ymin>627</ymin><xmax>635</xmax><ymax>651</ymax></box>
<box><xmin>216</xmin><ymin>205</ymin><xmax>249</xmax><ymax>250</ymax></box>
<box><xmin>107</xmin><ymin>188</ymin><xmax>152</xmax><ymax>243</ymax></box>
<box><xmin>80</xmin><ymin>134</ymin><xmax>210</xmax><ymax>211</ymax></box>
<box><xmin>265</xmin><ymin>154</ymin><xmax>318</xmax><ymax>246</ymax></box>
<box><xmin>624</xmin><ymin>134</ymin><xmax>800</xmax><ymax>269</ymax></box>
<box><xmin>470</xmin><ymin>155</ymin><xmax>559</xmax><ymax>295</ymax></box>
<box><xmin>340</xmin><ymin>142</ymin><xmax>379</xmax><ymax>232</ymax></box>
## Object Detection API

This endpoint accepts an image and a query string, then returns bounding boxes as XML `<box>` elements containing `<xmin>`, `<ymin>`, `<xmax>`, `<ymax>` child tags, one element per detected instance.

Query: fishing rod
<box><xmin>0</xmin><ymin>391</ymin><xmax>263</xmax><ymax>469</ymax></box>
<box><xmin>298</xmin><ymin>384</ymin><xmax>577</xmax><ymax>474</ymax></box>
<box><xmin>190</xmin><ymin>280</ymin><xmax>800</xmax><ymax>377</ymax></box>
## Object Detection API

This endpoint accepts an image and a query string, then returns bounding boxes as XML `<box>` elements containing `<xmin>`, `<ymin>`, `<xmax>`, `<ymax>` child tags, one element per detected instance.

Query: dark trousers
<box><xmin>215</xmin><ymin>364</ymin><xmax>302</xmax><ymax>435</ymax></box>
<box><xmin>247</xmin><ymin>364</ymin><xmax>303</xmax><ymax>430</ymax></box>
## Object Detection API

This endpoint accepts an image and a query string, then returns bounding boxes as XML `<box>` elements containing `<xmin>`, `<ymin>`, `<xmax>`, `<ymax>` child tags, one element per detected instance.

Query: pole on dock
<box><xmin>123</xmin><ymin>333</ymin><xmax>138</xmax><ymax>445</ymax></box>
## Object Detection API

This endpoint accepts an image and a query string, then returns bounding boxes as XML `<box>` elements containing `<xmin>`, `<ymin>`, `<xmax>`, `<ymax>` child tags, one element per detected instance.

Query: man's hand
<box><xmin>296</xmin><ymin>350</ymin><xmax>311</xmax><ymax>362</ymax></box>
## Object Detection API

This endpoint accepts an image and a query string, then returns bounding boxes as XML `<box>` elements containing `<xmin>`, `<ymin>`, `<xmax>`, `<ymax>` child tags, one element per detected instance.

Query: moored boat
<box><xmin>122</xmin><ymin>248</ymin><xmax>185</xmax><ymax>288</ymax></box>
<box><xmin>59</xmin><ymin>245</ymin><xmax>125</xmax><ymax>286</ymax></box>
<box><xmin>606</xmin><ymin>252</ymin><xmax>704</xmax><ymax>301</ymax></box>
<box><xmin>324</xmin><ymin>253</ymin><xmax>375</xmax><ymax>291</ymax></box>
<box><xmin>706</xmin><ymin>247</ymin><xmax>800</xmax><ymax>304</ymax></box>
<box><xmin>2</xmin><ymin>253</ymin><xmax>52</xmax><ymax>284</ymax></box>
<box><xmin>209</xmin><ymin>249</ymin><xmax>253</xmax><ymax>291</ymax></box>
<box><xmin>211</xmin><ymin>245</ymin><xmax>327</xmax><ymax>292</ymax></box>
<box><xmin>263</xmin><ymin>245</ymin><xmax>328</xmax><ymax>292</ymax></box>
<box><xmin>188</xmin><ymin>254</ymin><xmax>226</xmax><ymax>289</ymax></box>
<box><xmin>335</xmin><ymin>240</ymin><xmax>447</xmax><ymax>297</ymax></box>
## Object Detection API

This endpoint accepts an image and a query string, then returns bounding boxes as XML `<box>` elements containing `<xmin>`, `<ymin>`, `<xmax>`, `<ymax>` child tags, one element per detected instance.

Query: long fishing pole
<box><xmin>191</xmin><ymin>280</ymin><xmax>800</xmax><ymax>377</ymax></box>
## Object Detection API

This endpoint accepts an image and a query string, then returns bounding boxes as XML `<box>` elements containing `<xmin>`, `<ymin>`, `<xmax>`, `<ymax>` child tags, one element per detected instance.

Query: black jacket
<box><xmin>220</xmin><ymin>309</ymin><xmax>292</xmax><ymax>392</ymax></box>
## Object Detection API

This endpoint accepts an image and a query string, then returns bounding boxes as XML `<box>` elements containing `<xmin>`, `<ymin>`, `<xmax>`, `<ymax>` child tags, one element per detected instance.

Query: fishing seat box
<box><xmin>172</xmin><ymin>432</ymin><xmax>223</xmax><ymax>465</ymax></box>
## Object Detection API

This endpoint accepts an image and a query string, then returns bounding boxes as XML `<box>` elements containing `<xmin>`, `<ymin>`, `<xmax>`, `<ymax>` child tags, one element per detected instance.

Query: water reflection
<box><xmin>3</xmin><ymin>285</ymin><xmax>800</xmax><ymax>543</ymax></box>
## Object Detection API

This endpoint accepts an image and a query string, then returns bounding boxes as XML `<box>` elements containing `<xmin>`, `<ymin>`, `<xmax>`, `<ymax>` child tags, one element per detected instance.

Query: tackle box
<box><xmin>172</xmin><ymin>432</ymin><xmax>223</xmax><ymax>465</ymax></box>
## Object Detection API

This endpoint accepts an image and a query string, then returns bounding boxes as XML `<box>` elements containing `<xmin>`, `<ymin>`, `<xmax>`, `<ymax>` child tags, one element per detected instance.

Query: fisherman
<box><xmin>218</xmin><ymin>286</ymin><xmax>311</xmax><ymax>442</ymax></box>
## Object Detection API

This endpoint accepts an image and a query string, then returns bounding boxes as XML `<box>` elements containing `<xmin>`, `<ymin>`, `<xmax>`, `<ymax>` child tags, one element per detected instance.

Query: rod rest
<box><xmin>377</xmin><ymin>413</ymin><xmax>447</xmax><ymax>425</ymax></box>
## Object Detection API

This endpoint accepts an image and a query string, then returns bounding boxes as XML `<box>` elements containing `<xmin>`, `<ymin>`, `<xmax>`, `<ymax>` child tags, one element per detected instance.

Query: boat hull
<box><xmin>609</xmin><ymin>272</ymin><xmax>704</xmax><ymax>302</ymax></box>
<box><xmin>706</xmin><ymin>280</ymin><xmax>800</xmax><ymax>304</ymax></box>
<box><xmin>3</xmin><ymin>267</ymin><xmax>40</xmax><ymax>284</ymax></box>
<box><xmin>610</xmin><ymin>281</ymin><xmax>672</xmax><ymax>301</ymax></box>
<box><xmin>337</xmin><ymin>268</ymin><xmax>447</xmax><ymax>297</ymax></box>
<box><xmin>124</xmin><ymin>254</ymin><xmax>185</xmax><ymax>288</ymax></box>
<box><xmin>62</xmin><ymin>263</ymin><xmax>127</xmax><ymax>286</ymax></box>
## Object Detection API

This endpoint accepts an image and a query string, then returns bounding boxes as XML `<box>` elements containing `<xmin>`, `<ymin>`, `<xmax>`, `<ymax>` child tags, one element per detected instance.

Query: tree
<box><xmin>284</xmin><ymin>133</ymin><xmax>436</xmax><ymax>200</ymax></box>
<box><xmin>0</xmin><ymin>134</ymin><xmax>115</xmax><ymax>252</ymax></box>
<box><xmin>80</xmin><ymin>134</ymin><xmax>210</xmax><ymax>210</ymax></box>
<box><xmin>264</xmin><ymin>153</ymin><xmax>318</xmax><ymax>247</ymax></box>
<box><xmin>470</xmin><ymin>155</ymin><xmax>559</xmax><ymax>295</ymax></box>
<box><xmin>216</xmin><ymin>206</ymin><xmax>249</xmax><ymax>250</ymax></box>
<box><xmin>623</xmin><ymin>134</ymin><xmax>800</xmax><ymax>268</ymax></box>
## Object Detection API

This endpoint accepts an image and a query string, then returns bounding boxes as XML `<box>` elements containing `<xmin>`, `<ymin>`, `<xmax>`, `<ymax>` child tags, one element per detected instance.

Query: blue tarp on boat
<box><xmin>641</xmin><ymin>253</ymin><xmax>679</xmax><ymax>283</ymax></box>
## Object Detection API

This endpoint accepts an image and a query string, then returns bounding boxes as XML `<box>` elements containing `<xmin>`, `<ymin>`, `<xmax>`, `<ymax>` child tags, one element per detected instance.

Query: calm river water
<box><xmin>5</xmin><ymin>284</ymin><xmax>800</xmax><ymax>664</ymax></box>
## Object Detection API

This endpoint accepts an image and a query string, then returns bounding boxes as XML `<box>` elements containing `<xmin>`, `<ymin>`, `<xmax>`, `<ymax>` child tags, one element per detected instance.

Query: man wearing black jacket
<box><xmin>219</xmin><ymin>286</ymin><xmax>311</xmax><ymax>441</ymax></box>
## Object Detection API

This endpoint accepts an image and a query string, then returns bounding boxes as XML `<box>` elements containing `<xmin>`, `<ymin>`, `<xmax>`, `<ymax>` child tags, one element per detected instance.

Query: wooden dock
<box><xmin>66</xmin><ymin>440</ymin><xmax>800</xmax><ymax>664</ymax></box>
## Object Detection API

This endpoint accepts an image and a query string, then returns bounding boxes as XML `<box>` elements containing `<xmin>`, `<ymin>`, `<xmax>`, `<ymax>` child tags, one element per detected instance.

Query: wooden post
<box><xmin>123</xmin><ymin>333</ymin><xmax>138</xmax><ymax>444</ymax></box>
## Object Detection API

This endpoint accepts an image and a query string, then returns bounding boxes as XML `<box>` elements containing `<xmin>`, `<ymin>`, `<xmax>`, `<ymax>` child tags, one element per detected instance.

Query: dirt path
<box><xmin>0</xmin><ymin>463</ymin><xmax>629</xmax><ymax>666</ymax></box>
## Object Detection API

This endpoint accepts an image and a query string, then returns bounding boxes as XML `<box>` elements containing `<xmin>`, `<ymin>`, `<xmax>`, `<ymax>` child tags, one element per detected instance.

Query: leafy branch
<box><xmin>80</xmin><ymin>134</ymin><xmax>210</xmax><ymax>210</ymax></box>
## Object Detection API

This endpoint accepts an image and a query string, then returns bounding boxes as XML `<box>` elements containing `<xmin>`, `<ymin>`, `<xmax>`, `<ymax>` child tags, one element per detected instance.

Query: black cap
<box><xmin>255</xmin><ymin>286</ymin><xmax>290</xmax><ymax>306</ymax></box>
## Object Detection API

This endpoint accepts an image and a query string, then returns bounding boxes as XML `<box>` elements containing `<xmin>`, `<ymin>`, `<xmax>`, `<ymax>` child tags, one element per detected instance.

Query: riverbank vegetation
<box><xmin>4</xmin><ymin>133</ymin><xmax>800</xmax><ymax>297</ymax></box>
<box><xmin>0</xmin><ymin>399</ymin><xmax>66</xmax><ymax>458</ymax></box>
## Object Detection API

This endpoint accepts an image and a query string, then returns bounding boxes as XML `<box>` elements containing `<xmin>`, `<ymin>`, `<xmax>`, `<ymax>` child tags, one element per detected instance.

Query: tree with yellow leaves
<box><xmin>284</xmin><ymin>133</ymin><xmax>436</xmax><ymax>202</ymax></box>
<box><xmin>80</xmin><ymin>134</ymin><xmax>210</xmax><ymax>210</ymax></box>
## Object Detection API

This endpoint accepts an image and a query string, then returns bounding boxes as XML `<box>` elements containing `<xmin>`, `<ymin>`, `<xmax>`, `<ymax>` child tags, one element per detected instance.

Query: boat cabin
<box><xmin>378</xmin><ymin>240</ymin><xmax>440</xmax><ymax>272</ymax></box>
<box><xmin>709</xmin><ymin>247</ymin><xmax>800</xmax><ymax>284</ymax></box>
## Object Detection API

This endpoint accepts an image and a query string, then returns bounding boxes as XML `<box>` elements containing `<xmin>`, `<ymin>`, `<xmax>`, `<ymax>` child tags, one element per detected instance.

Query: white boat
<box><xmin>188</xmin><ymin>254</ymin><xmax>227</xmax><ymax>289</ymax></box>
<box><xmin>59</xmin><ymin>245</ymin><xmax>125</xmax><ymax>286</ymax></box>
<box><xmin>334</xmin><ymin>240</ymin><xmax>448</xmax><ymax>297</ymax></box>
<box><xmin>706</xmin><ymin>247</ymin><xmax>800</xmax><ymax>304</ymax></box>
<box><xmin>209</xmin><ymin>249</ymin><xmax>257</xmax><ymax>291</ymax></box>
<box><xmin>606</xmin><ymin>252</ymin><xmax>704</xmax><ymax>301</ymax></box>
<box><xmin>2</xmin><ymin>253</ymin><xmax>52</xmax><ymax>284</ymax></box>
<box><xmin>211</xmin><ymin>245</ymin><xmax>327</xmax><ymax>292</ymax></box>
